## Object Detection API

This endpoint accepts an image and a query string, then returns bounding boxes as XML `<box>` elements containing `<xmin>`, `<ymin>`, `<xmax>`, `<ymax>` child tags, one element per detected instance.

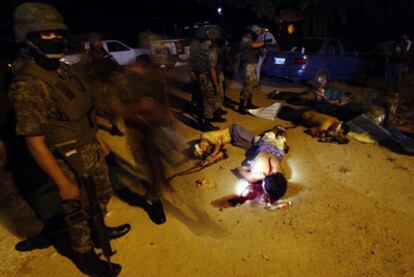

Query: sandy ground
<box><xmin>1</xmin><ymin>67</ymin><xmax>413</xmax><ymax>277</ymax></box>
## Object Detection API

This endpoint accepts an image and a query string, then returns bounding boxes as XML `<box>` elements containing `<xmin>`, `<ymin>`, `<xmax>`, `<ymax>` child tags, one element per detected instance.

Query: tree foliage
<box><xmin>197</xmin><ymin>0</ymin><xmax>414</xmax><ymax>36</ymax></box>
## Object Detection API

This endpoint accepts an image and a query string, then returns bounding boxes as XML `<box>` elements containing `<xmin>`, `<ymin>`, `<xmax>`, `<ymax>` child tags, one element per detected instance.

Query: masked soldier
<box><xmin>9</xmin><ymin>3</ymin><xmax>129</xmax><ymax>276</ymax></box>
<box><xmin>192</xmin><ymin>26</ymin><xmax>227</xmax><ymax>131</ymax></box>
<box><xmin>238</xmin><ymin>25</ymin><xmax>265</xmax><ymax>114</ymax></box>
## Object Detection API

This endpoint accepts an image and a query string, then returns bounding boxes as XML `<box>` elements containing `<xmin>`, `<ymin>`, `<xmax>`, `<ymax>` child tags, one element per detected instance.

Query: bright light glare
<box><xmin>217</xmin><ymin>7</ymin><xmax>223</xmax><ymax>15</ymax></box>
<box><xmin>287</xmin><ymin>158</ymin><xmax>302</xmax><ymax>183</ymax></box>
<box><xmin>235</xmin><ymin>179</ymin><xmax>249</xmax><ymax>195</ymax></box>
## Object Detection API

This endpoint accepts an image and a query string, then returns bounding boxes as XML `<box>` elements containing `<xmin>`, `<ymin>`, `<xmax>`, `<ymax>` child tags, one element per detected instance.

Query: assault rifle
<box><xmin>54</xmin><ymin>141</ymin><xmax>115</xmax><ymax>273</ymax></box>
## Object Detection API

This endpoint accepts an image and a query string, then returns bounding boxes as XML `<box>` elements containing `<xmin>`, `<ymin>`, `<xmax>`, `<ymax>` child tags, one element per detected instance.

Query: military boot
<box><xmin>15</xmin><ymin>215</ymin><xmax>66</xmax><ymax>252</ymax></box>
<box><xmin>198</xmin><ymin>117</ymin><xmax>219</xmax><ymax>131</ymax></box>
<box><xmin>107</xmin><ymin>224</ymin><xmax>131</xmax><ymax>240</ymax></box>
<box><xmin>75</xmin><ymin>249</ymin><xmax>121</xmax><ymax>277</ymax></box>
<box><xmin>216</xmin><ymin>108</ymin><xmax>228</xmax><ymax>115</ymax></box>
<box><xmin>93</xmin><ymin>224</ymin><xmax>131</xmax><ymax>249</ymax></box>
<box><xmin>223</xmin><ymin>97</ymin><xmax>237</xmax><ymax>109</ymax></box>
<box><xmin>210</xmin><ymin>113</ymin><xmax>227</xmax><ymax>123</ymax></box>
<box><xmin>238</xmin><ymin>98</ymin><xmax>247</xmax><ymax>115</ymax></box>
<box><xmin>144</xmin><ymin>198</ymin><xmax>167</xmax><ymax>225</ymax></box>
<box><xmin>15</xmin><ymin>232</ymin><xmax>52</xmax><ymax>252</ymax></box>
<box><xmin>246</xmin><ymin>97</ymin><xmax>259</xmax><ymax>109</ymax></box>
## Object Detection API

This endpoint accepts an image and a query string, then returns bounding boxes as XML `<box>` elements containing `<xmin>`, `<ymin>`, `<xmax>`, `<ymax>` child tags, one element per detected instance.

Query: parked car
<box><xmin>143</xmin><ymin>35</ymin><xmax>191</xmax><ymax>67</ymax></box>
<box><xmin>62</xmin><ymin>39</ymin><xmax>151</xmax><ymax>66</ymax></box>
<box><xmin>261</xmin><ymin>37</ymin><xmax>367</xmax><ymax>87</ymax></box>
<box><xmin>142</xmin><ymin>22</ymin><xmax>220</xmax><ymax>68</ymax></box>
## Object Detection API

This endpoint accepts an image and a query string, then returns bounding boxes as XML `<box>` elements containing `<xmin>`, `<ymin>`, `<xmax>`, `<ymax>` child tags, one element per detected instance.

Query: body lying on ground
<box><xmin>277</xmin><ymin>106</ymin><xmax>350</xmax><ymax>144</ymax></box>
<box><xmin>268</xmin><ymin>87</ymin><xmax>351</xmax><ymax>106</ymax></box>
<box><xmin>192</xmin><ymin>124</ymin><xmax>289</xmax><ymax>205</ymax></box>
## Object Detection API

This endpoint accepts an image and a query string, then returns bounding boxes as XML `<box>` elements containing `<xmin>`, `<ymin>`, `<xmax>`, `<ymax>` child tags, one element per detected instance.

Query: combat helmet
<box><xmin>194</xmin><ymin>25</ymin><xmax>224</xmax><ymax>41</ymax></box>
<box><xmin>248</xmin><ymin>24</ymin><xmax>261</xmax><ymax>36</ymax></box>
<box><xmin>14</xmin><ymin>2</ymin><xmax>68</xmax><ymax>43</ymax></box>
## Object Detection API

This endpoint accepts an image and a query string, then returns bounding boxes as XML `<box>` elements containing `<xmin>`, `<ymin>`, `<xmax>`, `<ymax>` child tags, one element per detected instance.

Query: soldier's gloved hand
<box><xmin>59</xmin><ymin>181</ymin><xmax>80</xmax><ymax>200</ymax></box>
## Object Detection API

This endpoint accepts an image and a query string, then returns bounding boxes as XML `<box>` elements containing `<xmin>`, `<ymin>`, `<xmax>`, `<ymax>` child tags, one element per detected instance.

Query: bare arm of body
<box><xmin>25</xmin><ymin>135</ymin><xmax>80</xmax><ymax>200</ymax></box>
<box><xmin>236</xmin><ymin>166</ymin><xmax>256</xmax><ymax>182</ymax></box>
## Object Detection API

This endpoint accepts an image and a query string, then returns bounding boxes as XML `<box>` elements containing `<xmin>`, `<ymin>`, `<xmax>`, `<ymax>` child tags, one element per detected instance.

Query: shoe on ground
<box><xmin>200</xmin><ymin>120</ymin><xmax>219</xmax><ymax>131</ymax></box>
<box><xmin>210</xmin><ymin>114</ymin><xmax>227</xmax><ymax>123</ymax></box>
<box><xmin>223</xmin><ymin>96</ymin><xmax>236</xmax><ymax>104</ymax></box>
<box><xmin>245</xmin><ymin>99</ymin><xmax>259</xmax><ymax>109</ymax></box>
<box><xmin>15</xmin><ymin>233</ymin><xmax>52</xmax><ymax>252</ymax></box>
<box><xmin>75</xmin><ymin>249</ymin><xmax>121</xmax><ymax>277</ymax></box>
<box><xmin>238</xmin><ymin>104</ymin><xmax>247</xmax><ymax>115</ymax></box>
<box><xmin>216</xmin><ymin>108</ymin><xmax>227</xmax><ymax>115</ymax></box>
<box><xmin>107</xmin><ymin>224</ymin><xmax>131</xmax><ymax>240</ymax></box>
<box><xmin>145</xmin><ymin>200</ymin><xmax>166</xmax><ymax>225</ymax></box>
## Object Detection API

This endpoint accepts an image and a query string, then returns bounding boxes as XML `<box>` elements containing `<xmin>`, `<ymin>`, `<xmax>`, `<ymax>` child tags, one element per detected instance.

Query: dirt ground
<box><xmin>1</xmin><ymin>67</ymin><xmax>413</xmax><ymax>277</ymax></box>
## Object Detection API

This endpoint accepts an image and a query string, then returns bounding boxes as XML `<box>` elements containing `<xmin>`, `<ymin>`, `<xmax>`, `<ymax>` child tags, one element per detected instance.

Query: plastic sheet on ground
<box><xmin>346</xmin><ymin>114</ymin><xmax>414</xmax><ymax>155</ymax></box>
<box><xmin>346</xmin><ymin>114</ymin><xmax>391</xmax><ymax>142</ymax></box>
<box><xmin>248</xmin><ymin>102</ymin><xmax>282</xmax><ymax>120</ymax></box>
<box><xmin>347</xmin><ymin>131</ymin><xmax>376</xmax><ymax>144</ymax></box>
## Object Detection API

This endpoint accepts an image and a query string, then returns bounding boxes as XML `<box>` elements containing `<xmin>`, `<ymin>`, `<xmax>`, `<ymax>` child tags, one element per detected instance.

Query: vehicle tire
<box><xmin>135</xmin><ymin>54</ymin><xmax>151</xmax><ymax>66</ymax></box>
<box><xmin>312</xmin><ymin>70</ymin><xmax>328</xmax><ymax>88</ymax></box>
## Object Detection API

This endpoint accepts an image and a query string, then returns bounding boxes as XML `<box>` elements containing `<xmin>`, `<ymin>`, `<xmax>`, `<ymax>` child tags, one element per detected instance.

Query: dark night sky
<box><xmin>1</xmin><ymin>0</ymin><xmax>414</xmax><ymax>49</ymax></box>
<box><xmin>13</xmin><ymin>0</ymin><xmax>218</xmax><ymax>45</ymax></box>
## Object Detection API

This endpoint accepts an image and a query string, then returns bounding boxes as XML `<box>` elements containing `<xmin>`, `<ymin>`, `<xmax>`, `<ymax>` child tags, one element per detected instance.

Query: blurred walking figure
<box><xmin>87</xmin><ymin>34</ymin><xmax>112</xmax><ymax>60</ymax></box>
<box><xmin>81</xmin><ymin>33</ymin><xmax>124</xmax><ymax>136</ymax></box>
<box><xmin>192</xmin><ymin>25</ymin><xmax>227</xmax><ymax>131</ymax></box>
<box><xmin>84</xmin><ymin>51</ymin><xmax>188</xmax><ymax>224</ymax></box>
<box><xmin>238</xmin><ymin>25</ymin><xmax>265</xmax><ymax>114</ymax></box>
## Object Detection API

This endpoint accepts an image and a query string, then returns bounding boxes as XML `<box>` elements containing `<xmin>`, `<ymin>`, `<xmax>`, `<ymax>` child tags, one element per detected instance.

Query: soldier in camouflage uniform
<box><xmin>1</xmin><ymin>55</ymin><xmax>67</xmax><ymax>252</ymax></box>
<box><xmin>192</xmin><ymin>26</ymin><xmax>227</xmax><ymax>131</ymax></box>
<box><xmin>9</xmin><ymin>3</ymin><xmax>128</xmax><ymax>276</ymax></box>
<box><xmin>238</xmin><ymin>25</ymin><xmax>265</xmax><ymax>114</ymax></box>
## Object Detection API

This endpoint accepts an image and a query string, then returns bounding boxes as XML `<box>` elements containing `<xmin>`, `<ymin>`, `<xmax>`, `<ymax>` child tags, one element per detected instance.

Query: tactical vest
<box><xmin>239</xmin><ymin>36</ymin><xmax>260</xmax><ymax>67</ymax></box>
<box><xmin>192</xmin><ymin>46</ymin><xmax>213</xmax><ymax>75</ymax></box>
<box><xmin>14</xmin><ymin>62</ymin><xmax>97</xmax><ymax>148</ymax></box>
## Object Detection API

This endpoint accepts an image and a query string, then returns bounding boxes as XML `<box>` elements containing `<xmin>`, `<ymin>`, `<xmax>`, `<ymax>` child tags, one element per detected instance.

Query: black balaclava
<box><xmin>26</xmin><ymin>32</ymin><xmax>68</xmax><ymax>70</ymax></box>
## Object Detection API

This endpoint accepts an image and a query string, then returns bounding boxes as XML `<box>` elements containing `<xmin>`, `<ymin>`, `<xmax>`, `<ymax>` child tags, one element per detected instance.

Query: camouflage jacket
<box><xmin>191</xmin><ymin>41</ymin><xmax>218</xmax><ymax>75</ymax></box>
<box><xmin>239</xmin><ymin>34</ymin><xmax>260</xmax><ymax>67</ymax></box>
<box><xmin>9</xmin><ymin>59</ymin><xmax>96</xmax><ymax>147</ymax></box>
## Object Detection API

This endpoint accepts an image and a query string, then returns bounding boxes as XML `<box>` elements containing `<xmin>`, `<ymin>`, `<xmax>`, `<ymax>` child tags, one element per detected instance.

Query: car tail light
<box><xmin>294</xmin><ymin>58</ymin><xmax>307</xmax><ymax>64</ymax></box>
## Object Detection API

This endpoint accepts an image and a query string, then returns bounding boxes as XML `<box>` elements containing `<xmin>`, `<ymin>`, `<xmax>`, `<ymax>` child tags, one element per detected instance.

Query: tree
<box><xmin>196</xmin><ymin>0</ymin><xmax>414</xmax><ymax>37</ymax></box>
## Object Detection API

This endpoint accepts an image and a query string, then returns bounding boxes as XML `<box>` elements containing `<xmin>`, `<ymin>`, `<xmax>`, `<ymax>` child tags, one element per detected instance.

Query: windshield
<box><xmin>284</xmin><ymin>38</ymin><xmax>323</xmax><ymax>54</ymax></box>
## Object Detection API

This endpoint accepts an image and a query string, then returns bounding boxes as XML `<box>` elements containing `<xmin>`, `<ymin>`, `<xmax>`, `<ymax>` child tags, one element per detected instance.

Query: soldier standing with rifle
<box><xmin>192</xmin><ymin>26</ymin><xmax>227</xmax><ymax>131</ymax></box>
<box><xmin>9</xmin><ymin>3</ymin><xmax>129</xmax><ymax>276</ymax></box>
<box><xmin>238</xmin><ymin>25</ymin><xmax>266</xmax><ymax>114</ymax></box>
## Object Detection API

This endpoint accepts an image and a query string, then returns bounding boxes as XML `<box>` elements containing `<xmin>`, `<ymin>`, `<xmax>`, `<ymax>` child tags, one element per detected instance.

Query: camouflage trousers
<box><xmin>56</xmin><ymin>141</ymin><xmax>112</xmax><ymax>253</ymax></box>
<box><xmin>219</xmin><ymin>71</ymin><xmax>226</xmax><ymax>98</ymax></box>
<box><xmin>240</xmin><ymin>63</ymin><xmax>258</xmax><ymax>100</ymax></box>
<box><xmin>198</xmin><ymin>73</ymin><xmax>222</xmax><ymax>119</ymax></box>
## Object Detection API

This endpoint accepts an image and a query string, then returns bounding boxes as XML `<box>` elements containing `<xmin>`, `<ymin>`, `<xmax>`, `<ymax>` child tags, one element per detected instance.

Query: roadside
<box><xmin>0</xmin><ymin>67</ymin><xmax>413</xmax><ymax>277</ymax></box>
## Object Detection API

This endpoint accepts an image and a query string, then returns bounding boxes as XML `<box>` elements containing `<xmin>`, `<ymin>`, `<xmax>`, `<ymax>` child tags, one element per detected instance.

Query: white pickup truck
<box><xmin>62</xmin><ymin>39</ymin><xmax>151</xmax><ymax>66</ymax></box>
